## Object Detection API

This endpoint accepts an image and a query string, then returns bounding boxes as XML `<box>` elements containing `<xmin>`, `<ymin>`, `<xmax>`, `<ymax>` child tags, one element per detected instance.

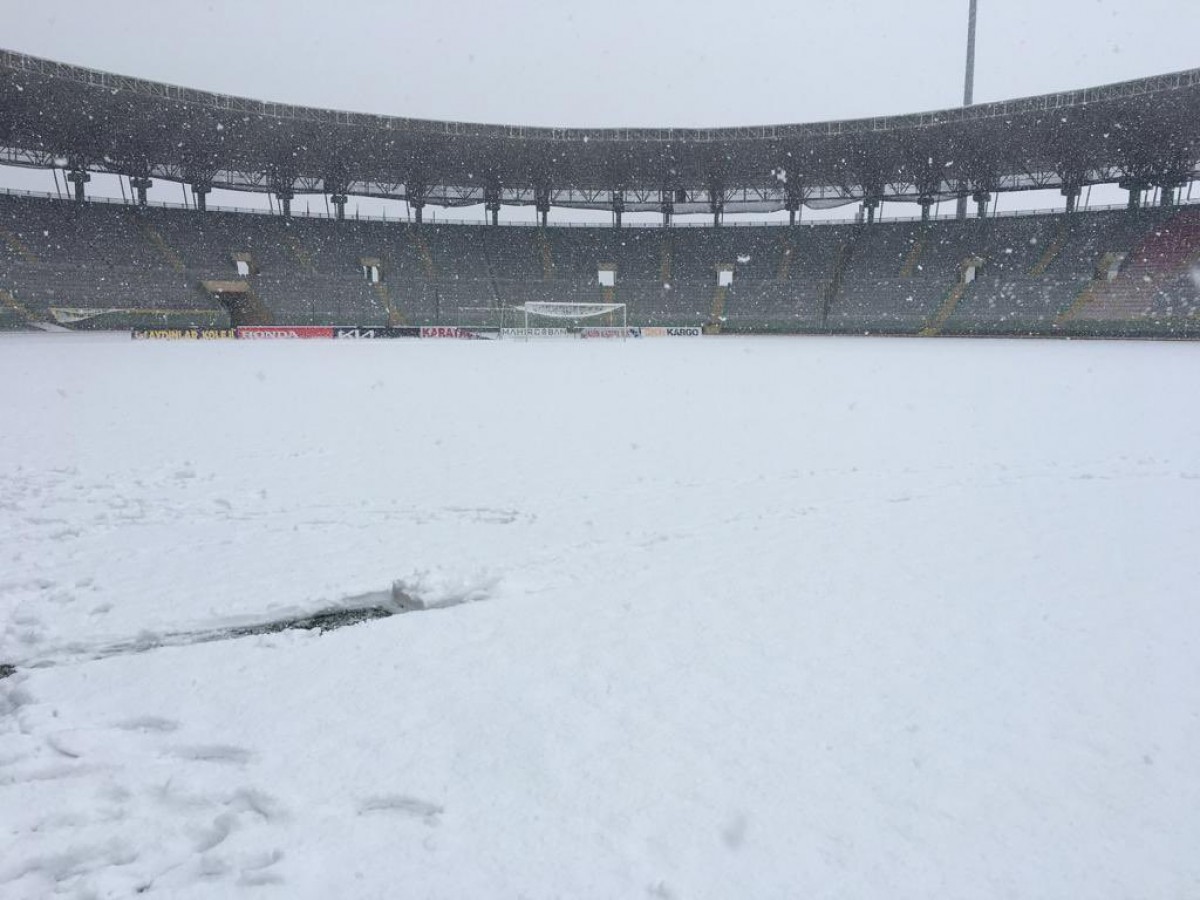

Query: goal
<box><xmin>505</xmin><ymin>301</ymin><xmax>627</xmax><ymax>339</ymax></box>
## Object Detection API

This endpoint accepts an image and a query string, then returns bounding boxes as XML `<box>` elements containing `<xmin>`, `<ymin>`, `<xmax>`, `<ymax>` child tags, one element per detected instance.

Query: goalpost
<box><xmin>505</xmin><ymin>301</ymin><xmax>627</xmax><ymax>339</ymax></box>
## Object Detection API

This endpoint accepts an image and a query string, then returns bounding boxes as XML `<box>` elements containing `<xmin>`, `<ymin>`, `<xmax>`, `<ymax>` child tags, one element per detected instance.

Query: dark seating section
<box><xmin>1</xmin><ymin>192</ymin><xmax>1198</xmax><ymax>335</ymax></box>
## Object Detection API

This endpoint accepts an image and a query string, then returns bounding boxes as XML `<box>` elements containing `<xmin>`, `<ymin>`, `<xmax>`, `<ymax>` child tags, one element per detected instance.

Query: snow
<box><xmin>1</xmin><ymin>332</ymin><xmax>1199</xmax><ymax>898</ymax></box>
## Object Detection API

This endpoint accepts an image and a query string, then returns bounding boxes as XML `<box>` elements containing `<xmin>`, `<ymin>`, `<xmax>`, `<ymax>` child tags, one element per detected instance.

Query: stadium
<box><xmin>1</xmin><ymin>47</ymin><xmax>1199</xmax><ymax>338</ymax></box>
<box><xmin>2</xmin><ymin>4</ymin><xmax>1199</xmax><ymax>898</ymax></box>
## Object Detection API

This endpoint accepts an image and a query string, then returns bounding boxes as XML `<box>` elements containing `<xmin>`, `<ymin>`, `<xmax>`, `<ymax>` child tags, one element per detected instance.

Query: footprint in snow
<box><xmin>114</xmin><ymin>716</ymin><xmax>180</xmax><ymax>734</ymax></box>
<box><xmin>358</xmin><ymin>794</ymin><xmax>443</xmax><ymax>825</ymax></box>
<box><xmin>168</xmin><ymin>744</ymin><xmax>254</xmax><ymax>765</ymax></box>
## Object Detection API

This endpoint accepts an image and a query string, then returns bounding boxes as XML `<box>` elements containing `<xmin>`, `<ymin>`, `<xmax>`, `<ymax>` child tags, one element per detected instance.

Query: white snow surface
<box><xmin>1</xmin><ymin>332</ymin><xmax>1198</xmax><ymax>898</ymax></box>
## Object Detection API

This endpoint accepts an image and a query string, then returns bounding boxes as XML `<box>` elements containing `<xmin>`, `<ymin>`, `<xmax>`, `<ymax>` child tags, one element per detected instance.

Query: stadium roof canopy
<box><xmin>1</xmin><ymin>48</ymin><xmax>1198</xmax><ymax>216</ymax></box>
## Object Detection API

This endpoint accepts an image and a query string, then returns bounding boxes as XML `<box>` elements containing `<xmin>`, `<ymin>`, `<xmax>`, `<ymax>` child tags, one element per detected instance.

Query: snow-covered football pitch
<box><xmin>1</xmin><ymin>332</ymin><xmax>1198</xmax><ymax>899</ymax></box>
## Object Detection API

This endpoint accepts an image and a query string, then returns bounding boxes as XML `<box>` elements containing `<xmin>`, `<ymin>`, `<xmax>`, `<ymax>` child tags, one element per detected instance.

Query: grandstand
<box><xmin>2</xmin><ymin>193</ymin><xmax>1198</xmax><ymax>336</ymax></box>
<box><xmin>1</xmin><ymin>48</ymin><xmax>1199</xmax><ymax>337</ymax></box>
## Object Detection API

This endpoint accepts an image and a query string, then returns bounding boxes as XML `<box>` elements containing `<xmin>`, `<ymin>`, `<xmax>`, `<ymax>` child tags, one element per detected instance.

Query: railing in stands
<box><xmin>1</xmin><ymin>185</ymin><xmax>1197</xmax><ymax>229</ymax></box>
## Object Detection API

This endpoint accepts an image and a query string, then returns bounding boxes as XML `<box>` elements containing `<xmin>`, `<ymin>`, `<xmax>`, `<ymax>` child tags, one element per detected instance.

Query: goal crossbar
<box><xmin>514</xmin><ymin>302</ymin><xmax>624</xmax><ymax>319</ymax></box>
<box><xmin>510</xmin><ymin>301</ymin><xmax>627</xmax><ymax>338</ymax></box>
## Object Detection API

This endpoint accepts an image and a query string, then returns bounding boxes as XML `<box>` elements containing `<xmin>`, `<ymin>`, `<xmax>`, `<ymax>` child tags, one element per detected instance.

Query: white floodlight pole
<box><xmin>963</xmin><ymin>0</ymin><xmax>977</xmax><ymax>106</ymax></box>
<box><xmin>956</xmin><ymin>0</ymin><xmax>979</xmax><ymax>220</ymax></box>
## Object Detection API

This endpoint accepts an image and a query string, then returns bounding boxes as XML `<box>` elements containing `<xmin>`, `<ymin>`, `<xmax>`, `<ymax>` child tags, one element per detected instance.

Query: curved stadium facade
<box><xmin>1</xmin><ymin>49</ymin><xmax>1199</xmax><ymax>336</ymax></box>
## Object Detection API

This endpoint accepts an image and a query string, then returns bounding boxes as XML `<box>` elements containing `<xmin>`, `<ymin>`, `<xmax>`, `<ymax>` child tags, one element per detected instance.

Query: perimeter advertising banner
<box><xmin>419</xmin><ymin>326</ymin><xmax>497</xmax><ymax>339</ymax></box>
<box><xmin>131</xmin><ymin>324</ymin><xmax>703</xmax><ymax>341</ymax></box>
<box><xmin>236</xmin><ymin>326</ymin><xmax>335</xmax><ymax>339</ymax></box>
<box><xmin>131</xmin><ymin>327</ymin><xmax>237</xmax><ymax>340</ymax></box>
<box><xmin>499</xmin><ymin>327</ymin><xmax>571</xmax><ymax>339</ymax></box>
<box><xmin>579</xmin><ymin>326</ymin><xmax>702</xmax><ymax>338</ymax></box>
<box><xmin>333</xmin><ymin>326</ymin><xmax>421</xmax><ymax>339</ymax></box>
<box><xmin>580</xmin><ymin>327</ymin><xmax>640</xmax><ymax>339</ymax></box>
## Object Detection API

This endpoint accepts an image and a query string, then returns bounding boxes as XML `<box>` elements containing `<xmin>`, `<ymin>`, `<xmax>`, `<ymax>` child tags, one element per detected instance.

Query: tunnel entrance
<box><xmin>201</xmin><ymin>279</ymin><xmax>272</xmax><ymax>326</ymax></box>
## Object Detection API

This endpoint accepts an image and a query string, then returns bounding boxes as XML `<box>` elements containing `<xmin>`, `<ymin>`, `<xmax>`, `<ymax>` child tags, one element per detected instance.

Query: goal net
<box><xmin>504</xmin><ymin>301</ymin><xmax>627</xmax><ymax>339</ymax></box>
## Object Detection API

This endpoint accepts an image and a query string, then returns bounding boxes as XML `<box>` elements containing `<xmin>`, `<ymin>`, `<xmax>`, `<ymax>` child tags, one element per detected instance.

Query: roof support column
<box><xmin>1060</xmin><ymin>183</ymin><xmax>1081</xmax><ymax>214</ymax></box>
<box><xmin>129</xmin><ymin>176</ymin><xmax>152</xmax><ymax>207</ymax></box>
<box><xmin>1120</xmin><ymin>179</ymin><xmax>1145</xmax><ymax>210</ymax></box>
<box><xmin>268</xmin><ymin>172</ymin><xmax>295</xmax><ymax>217</ymax></box>
<box><xmin>326</xmin><ymin>178</ymin><xmax>349</xmax><ymax>221</ymax></box>
<box><xmin>192</xmin><ymin>182</ymin><xmax>212</xmax><ymax>212</ymax></box>
<box><xmin>918</xmin><ymin>196</ymin><xmax>935</xmax><ymax>223</ymax></box>
<box><xmin>954</xmin><ymin>189</ymin><xmax>969</xmax><ymax>221</ymax></box>
<box><xmin>535</xmin><ymin>185</ymin><xmax>551</xmax><ymax>228</ymax></box>
<box><xmin>1157</xmin><ymin>177</ymin><xmax>1183</xmax><ymax>208</ymax></box>
<box><xmin>612</xmin><ymin>191</ymin><xmax>624</xmax><ymax>229</ymax></box>
<box><xmin>407</xmin><ymin>183</ymin><xmax>426</xmax><ymax>224</ymax></box>
<box><xmin>784</xmin><ymin>193</ymin><xmax>801</xmax><ymax>226</ymax></box>
<box><xmin>784</xmin><ymin>178</ymin><xmax>803</xmax><ymax>226</ymax></box>
<box><xmin>709</xmin><ymin>188</ymin><xmax>723</xmax><ymax>227</ymax></box>
<box><xmin>67</xmin><ymin>168</ymin><xmax>90</xmax><ymax>203</ymax></box>
<box><xmin>862</xmin><ymin>197</ymin><xmax>879</xmax><ymax>225</ymax></box>
<box><xmin>484</xmin><ymin>186</ymin><xmax>501</xmax><ymax>226</ymax></box>
<box><xmin>972</xmin><ymin>190</ymin><xmax>990</xmax><ymax>219</ymax></box>
<box><xmin>660</xmin><ymin>190</ymin><xmax>673</xmax><ymax>228</ymax></box>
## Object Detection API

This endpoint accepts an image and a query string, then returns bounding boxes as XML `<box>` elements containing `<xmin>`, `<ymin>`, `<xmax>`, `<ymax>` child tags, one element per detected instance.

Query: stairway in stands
<box><xmin>899</xmin><ymin>230</ymin><xmax>926</xmax><ymax>277</ymax></box>
<box><xmin>1</xmin><ymin>287</ymin><xmax>38</xmax><ymax>326</ymax></box>
<box><xmin>776</xmin><ymin>237</ymin><xmax>794</xmax><ymax>280</ymax></box>
<box><xmin>1029</xmin><ymin>220</ymin><xmax>1070</xmax><ymax>276</ymax></box>
<box><xmin>921</xmin><ymin>281</ymin><xmax>968</xmax><ymax>335</ymax></box>
<box><xmin>0</xmin><ymin>226</ymin><xmax>39</xmax><ymax>264</ymax></box>
<box><xmin>138</xmin><ymin>223</ymin><xmax>185</xmax><ymax>272</ymax></box>
<box><xmin>285</xmin><ymin>233</ymin><xmax>317</xmax><ymax>274</ymax></box>
<box><xmin>710</xmin><ymin>285</ymin><xmax>728</xmax><ymax>325</ymax></box>
<box><xmin>536</xmin><ymin>229</ymin><xmax>554</xmax><ymax>280</ymax></box>
<box><xmin>409</xmin><ymin>227</ymin><xmax>437</xmax><ymax>278</ymax></box>
<box><xmin>1057</xmin><ymin>276</ymin><xmax>1104</xmax><ymax>325</ymax></box>
<box><xmin>1063</xmin><ymin>207</ymin><xmax>1200</xmax><ymax>322</ymax></box>
<box><xmin>372</xmin><ymin>283</ymin><xmax>403</xmax><ymax>325</ymax></box>
<box><xmin>820</xmin><ymin>241</ymin><xmax>854</xmax><ymax>326</ymax></box>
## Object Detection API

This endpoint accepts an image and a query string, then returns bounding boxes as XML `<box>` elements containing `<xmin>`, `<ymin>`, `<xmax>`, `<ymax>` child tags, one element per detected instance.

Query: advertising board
<box><xmin>580</xmin><ymin>327</ymin><xmax>639</xmax><ymax>339</ymax></box>
<box><xmin>131</xmin><ymin>328</ymin><xmax>237</xmax><ymax>340</ymax></box>
<box><xmin>333</xmin><ymin>326</ymin><xmax>421</xmax><ymax>339</ymax></box>
<box><xmin>499</xmin><ymin>327</ymin><xmax>571</xmax><ymax>339</ymax></box>
<box><xmin>419</xmin><ymin>326</ymin><xmax>496</xmax><ymax>339</ymax></box>
<box><xmin>635</xmin><ymin>326</ymin><xmax>704</xmax><ymax>337</ymax></box>
<box><xmin>236</xmin><ymin>326</ymin><xmax>335</xmax><ymax>339</ymax></box>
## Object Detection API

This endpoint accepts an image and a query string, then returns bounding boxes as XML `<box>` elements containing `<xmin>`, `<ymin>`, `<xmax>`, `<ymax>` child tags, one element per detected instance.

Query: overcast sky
<box><xmin>4</xmin><ymin>0</ymin><xmax>1196</xmax><ymax>128</ymax></box>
